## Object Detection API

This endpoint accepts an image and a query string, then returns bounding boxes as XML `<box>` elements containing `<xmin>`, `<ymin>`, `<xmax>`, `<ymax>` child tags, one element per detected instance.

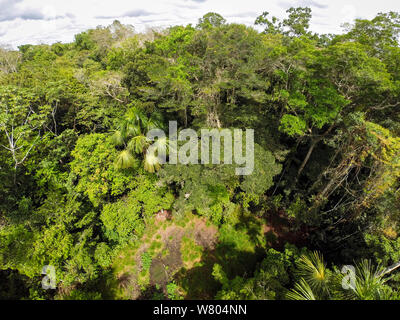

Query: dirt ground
<box><xmin>149</xmin><ymin>219</ymin><xmax>218</xmax><ymax>289</ymax></box>
<box><xmin>116</xmin><ymin>215</ymin><xmax>218</xmax><ymax>299</ymax></box>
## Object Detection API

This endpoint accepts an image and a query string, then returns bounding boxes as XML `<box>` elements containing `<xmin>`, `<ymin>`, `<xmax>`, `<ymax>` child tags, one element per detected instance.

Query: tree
<box><xmin>283</xmin><ymin>7</ymin><xmax>312</xmax><ymax>37</ymax></box>
<box><xmin>112</xmin><ymin>106</ymin><xmax>167</xmax><ymax>173</ymax></box>
<box><xmin>0</xmin><ymin>45</ymin><xmax>21</xmax><ymax>74</ymax></box>
<box><xmin>0</xmin><ymin>86</ymin><xmax>49</xmax><ymax>177</ymax></box>
<box><xmin>255</xmin><ymin>7</ymin><xmax>313</xmax><ymax>37</ymax></box>
<box><xmin>255</xmin><ymin>12</ymin><xmax>283</xmax><ymax>35</ymax></box>
<box><xmin>100</xmin><ymin>175</ymin><xmax>173</xmax><ymax>243</ymax></box>
<box><xmin>340</xmin><ymin>12</ymin><xmax>400</xmax><ymax>56</ymax></box>
<box><xmin>215</xmin><ymin>247</ymin><xmax>296</xmax><ymax>299</ymax></box>
<box><xmin>69</xmin><ymin>133</ymin><xmax>133</xmax><ymax>207</ymax></box>
<box><xmin>197</xmin><ymin>13</ymin><xmax>226</xmax><ymax>29</ymax></box>
<box><xmin>288</xmin><ymin>251</ymin><xmax>398</xmax><ymax>300</ymax></box>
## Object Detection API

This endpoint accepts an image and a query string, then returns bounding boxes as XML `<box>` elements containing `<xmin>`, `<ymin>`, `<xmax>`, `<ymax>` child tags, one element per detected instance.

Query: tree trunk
<box><xmin>297</xmin><ymin>123</ymin><xmax>337</xmax><ymax>179</ymax></box>
<box><xmin>381</xmin><ymin>261</ymin><xmax>400</xmax><ymax>277</ymax></box>
<box><xmin>297</xmin><ymin>138</ymin><xmax>318</xmax><ymax>178</ymax></box>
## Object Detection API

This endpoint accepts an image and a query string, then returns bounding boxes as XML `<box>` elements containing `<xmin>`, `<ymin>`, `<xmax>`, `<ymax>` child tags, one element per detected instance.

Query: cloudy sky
<box><xmin>0</xmin><ymin>0</ymin><xmax>399</xmax><ymax>48</ymax></box>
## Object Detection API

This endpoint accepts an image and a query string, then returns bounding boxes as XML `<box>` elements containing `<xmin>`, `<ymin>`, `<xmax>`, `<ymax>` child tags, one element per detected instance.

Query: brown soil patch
<box><xmin>154</xmin><ymin>209</ymin><xmax>172</xmax><ymax>222</ymax></box>
<box><xmin>149</xmin><ymin>219</ymin><xmax>217</xmax><ymax>288</ymax></box>
<box><xmin>150</xmin><ymin>226</ymin><xmax>184</xmax><ymax>288</ymax></box>
<box><xmin>193</xmin><ymin>219</ymin><xmax>218</xmax><ymax>250</ymax></box>
<box><xmin>130</xmin><ymin>216</ymin><xmax>218</xmax><ymax>298</ymax></box>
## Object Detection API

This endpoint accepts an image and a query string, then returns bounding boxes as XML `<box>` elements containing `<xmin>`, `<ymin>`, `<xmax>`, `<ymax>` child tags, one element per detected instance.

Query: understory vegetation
<box><xmin>1</xmin><ymin>7</ymin><xmax>400</xmax><ymax>300</ymax></box>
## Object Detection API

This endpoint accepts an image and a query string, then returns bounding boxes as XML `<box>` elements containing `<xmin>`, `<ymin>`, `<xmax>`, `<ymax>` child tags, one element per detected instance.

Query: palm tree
<box><xmin>348</xmin><ymin>260</ymin><xmax>390</xmax><ymax>300</ymax></box>
<box><xmin>143</xmin><ymin>151</ymin><xmax>162</xmax><ymax>173</ymax></box>
<box><xmin>288</xmin><ymin>251</ymin><xmax>331</xmax><ymax>300</ymax></box>
<box><xmin>287</xmin><ymin>252</ymin><xmax>396</xmax><ymax>300</ymax></box>
<box><xmin>296</xmin><ymin>251</ymin><xmax>329</xmax><ymax>294</ymax></box>
<box><xmin>112</xmin><ymin>106</ymin><xmax>167</xmax><ymax>172</ymax></box>
<box><xmin>115</xmin><ymin>150</ymin><xmax>137</xmax><ymax>169</ymax></box>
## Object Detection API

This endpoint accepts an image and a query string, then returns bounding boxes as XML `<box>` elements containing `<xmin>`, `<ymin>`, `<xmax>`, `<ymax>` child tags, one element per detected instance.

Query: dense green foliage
<box><xmin>1</xmin><ymin>8</ymin><xmax>400</xmax><ymax>300</ymax></box>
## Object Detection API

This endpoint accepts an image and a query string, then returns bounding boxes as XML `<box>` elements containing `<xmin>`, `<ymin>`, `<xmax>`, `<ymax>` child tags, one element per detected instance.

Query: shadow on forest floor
<box><xmin>173</xmin><ymin>242</ymin><xmax>263</xmax><ymax>299</ymax></box>
<box><xmin>263</xmin><ymin>210</ymin><xmax>311</xmax><ymax>250</ymax></box>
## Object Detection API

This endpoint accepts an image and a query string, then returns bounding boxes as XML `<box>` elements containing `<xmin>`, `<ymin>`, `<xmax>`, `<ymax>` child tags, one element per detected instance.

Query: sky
<box><xmin>0</xmin><ymin>0</ymin><xmax>399</xmax><ymax>48</ymax></box>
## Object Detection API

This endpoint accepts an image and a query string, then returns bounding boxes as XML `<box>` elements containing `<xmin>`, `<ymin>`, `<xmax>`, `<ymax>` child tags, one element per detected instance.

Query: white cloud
<box><xmin>0</xmin><ymin>0</ymin><xmax>399</xmax><ymax>48</ymax></box>
<box><xmin>0</xmin><ymin>0</ymin><xmax>44</xmax><ymax>22</ymax></box>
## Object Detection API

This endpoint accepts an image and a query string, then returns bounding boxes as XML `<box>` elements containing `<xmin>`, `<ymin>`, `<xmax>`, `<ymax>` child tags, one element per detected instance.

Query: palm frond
<box><xmin>111</xmin><ymin>130</ymin><xmax>125</xmax><ymax>146</ymax></box>
<box><xmin>143</xmin><ymin>151</ymin><xmax>161</xmax><ymax>173</ymax></box>
<box><xmin>297</xmin><ymin>251</ymin><xmax>328</xmax><ymax>293</ymax></box>
<box><xmin>287</xmin><ymin>278</ymin><xmax>317</xmax><ymax>300</ymax></box>
<box><xmin>149</xmin><ymin>112</ymin><xmax>165</xmax><ymax>129</ymax></box>
<box><xmin>126</xmin><ymin>107</ymin><xmax>148</xmax><ymax>129</ymax></box>
<box><xmin>115</xmin><ymin>150</ymin><xmax>136</xmax><ymax>169</ymax></box>
<box><xmin>125</xmin><ymin>123</ymin><xmax>141</xmax><ymax>137</ymax></box>
<box><xmin>127</xmin><ymin>135</ymin><xmax>149</xmax><ymax>154</ymax></box>
<box><xmin>153</xmin><ymin>136</ymin><xmax>169</xmax><ymax>150</ymax></box>
<box><xmin>146</xmin><ymin>119</ymin><xmax>162</xmax><ymax>131</ymax></box>
<box><xmin>353</xmin><ymin>259</ymin><xmax>388</xmax><ymax>300</ymax></box>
